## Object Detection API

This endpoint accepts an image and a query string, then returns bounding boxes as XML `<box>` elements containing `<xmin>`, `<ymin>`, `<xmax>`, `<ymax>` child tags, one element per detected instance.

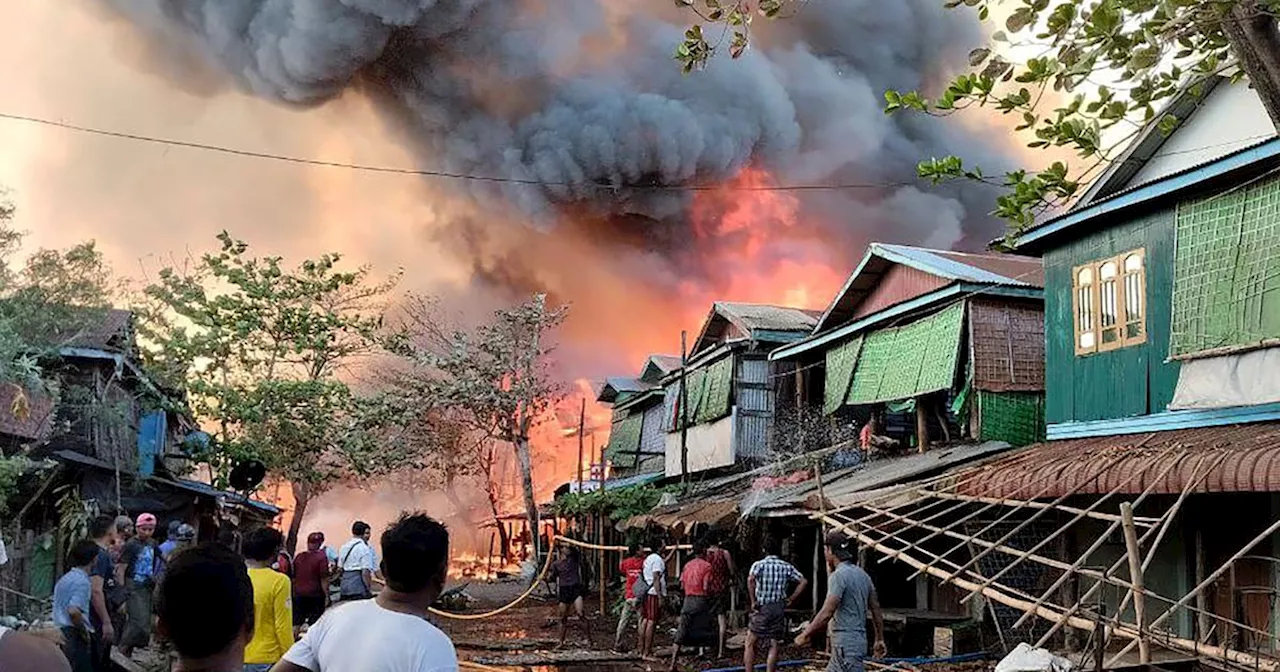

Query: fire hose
<box><xmin>427</xmin><ymin>535</ymin><xmax>691</xmax><ymax>621</ymax></box>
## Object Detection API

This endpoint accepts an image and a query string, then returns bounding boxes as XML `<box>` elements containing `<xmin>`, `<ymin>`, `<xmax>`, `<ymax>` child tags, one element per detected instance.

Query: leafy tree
<box><xmin>0</xmin><ymin>195</ymin><xmax>117</xmax><ymax>513</ymax></box>
<box><xmin>678</xmin><ymin>0</ymin><xmax>1280</xmax><ymax>231</ymax></box>
<box><xmin>142</xmin><ymin>232</ymin><xmax>410</xmax><ymax>552</ymax></box>
<box><xmin>552</xmin><ymin>483</ymin><xmax>671</xmax><ymax>522</ymax></box>
<box><xmin>388</xmin><ymin>292</ymin><xmax>567</xmax><ymax>556</ymax></box>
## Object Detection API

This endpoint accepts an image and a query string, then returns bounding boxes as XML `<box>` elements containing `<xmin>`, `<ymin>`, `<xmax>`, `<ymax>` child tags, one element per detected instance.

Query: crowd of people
<box><xmin>4</xmin><ymin>512</ymin><xmax>457</xmax><ymax>672</ymax></box>
<box><xmin>606</xmin><ymin>530</ymin><xmax>885</xmax><ymax>672</ymax></box>
<box><xmin>10</xmin><ymin>511</ymin><xmax>888</xmax><ymax>672</ymax></box>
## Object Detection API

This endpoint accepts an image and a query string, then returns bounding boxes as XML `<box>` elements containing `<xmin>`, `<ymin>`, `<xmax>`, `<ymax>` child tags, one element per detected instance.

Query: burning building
<box><xmin>93</xmin><ymin>0</ymin><xmax>1021</xmax><ymax>527</ymax></box>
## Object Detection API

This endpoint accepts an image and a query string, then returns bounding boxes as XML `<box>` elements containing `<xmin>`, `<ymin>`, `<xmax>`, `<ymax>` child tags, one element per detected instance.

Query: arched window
<box><xmin>1073</xmin><ymin>248</ymin><xmax>1146</xmax><ymax>355</ymax></box>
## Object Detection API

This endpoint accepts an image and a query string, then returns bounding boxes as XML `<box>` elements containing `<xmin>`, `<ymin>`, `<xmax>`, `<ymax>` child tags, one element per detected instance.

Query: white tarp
<box><xmin>994</xmin><ymin>643</ymin><xmax>1074</xmax><ymax>672</ymax></box>
<box><xmin>1170</xmin><ymin>347</ymin><xmax>1280</xmax><ymax>410</ymax></box>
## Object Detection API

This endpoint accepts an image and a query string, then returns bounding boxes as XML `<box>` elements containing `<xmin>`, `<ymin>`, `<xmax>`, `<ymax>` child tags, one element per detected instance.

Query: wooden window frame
<box><xmin>1072</xmin><ymin>248</ymin><xmax>1147</xmax><ymax>356</ymax></box>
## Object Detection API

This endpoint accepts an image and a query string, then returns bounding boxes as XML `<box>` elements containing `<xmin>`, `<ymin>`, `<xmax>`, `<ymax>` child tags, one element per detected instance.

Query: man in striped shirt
<box><xmin>745</xmin><ymin>535</ymin><xmax>808</xmax><ymax>672</ymax></box>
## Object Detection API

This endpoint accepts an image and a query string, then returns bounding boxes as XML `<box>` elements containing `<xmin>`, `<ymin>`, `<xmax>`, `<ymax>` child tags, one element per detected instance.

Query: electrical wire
<box><xmin>0</xmin><ymin>110</ymin><xmax>911</xmax><ymax>193</ymax></box>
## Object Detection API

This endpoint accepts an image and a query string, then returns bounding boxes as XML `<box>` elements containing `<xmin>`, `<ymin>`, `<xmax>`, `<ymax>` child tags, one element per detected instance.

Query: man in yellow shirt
<box><xmin>243</xmin><ymin>528</ymin><xmax>293</xmax><ymax>672</ymax></box>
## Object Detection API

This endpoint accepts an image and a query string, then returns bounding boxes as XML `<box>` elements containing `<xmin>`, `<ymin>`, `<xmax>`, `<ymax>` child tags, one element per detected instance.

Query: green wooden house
<box><xmin>969</xmin><ymin>77</ymin><xmax>1280</xmax><ymax>652</ymax></box>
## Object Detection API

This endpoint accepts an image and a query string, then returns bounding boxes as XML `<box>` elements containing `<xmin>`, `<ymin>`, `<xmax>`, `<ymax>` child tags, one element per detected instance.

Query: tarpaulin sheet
<box><xmin>1169</xmin><ymin>347</ymin><xmax>1280</xmax><ymax>410</ymax></box>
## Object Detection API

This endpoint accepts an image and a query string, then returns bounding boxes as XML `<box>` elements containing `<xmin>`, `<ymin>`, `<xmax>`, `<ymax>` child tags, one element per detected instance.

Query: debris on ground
<box><xmin>994</xmin><ymin>643</ymin><xmax>1074</xmax><ymax>672</ymax></box>
<box><xmin>469</xmin><ymin>649</ymin><xmax>640</xmax><ymax>666</ymax></box>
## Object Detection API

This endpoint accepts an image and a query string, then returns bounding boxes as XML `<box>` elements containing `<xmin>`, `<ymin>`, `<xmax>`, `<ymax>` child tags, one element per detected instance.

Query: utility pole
<box><xmin>680</xmin><ymin>330</ymin><xmax>689</xmax><ymax>486</ymax></box>
<box><xmin>576</xmin><ymin>397</ymin><xmax>586</xmax><ymax>492</ymax></box>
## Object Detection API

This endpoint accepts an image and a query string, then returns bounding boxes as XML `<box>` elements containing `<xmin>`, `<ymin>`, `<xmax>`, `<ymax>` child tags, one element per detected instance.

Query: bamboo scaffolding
<box><xmin>1105</xmin><ymin>515</ymin><xmax>1280</xmax><ymax>668</ymax></box>
<box><xmin>817</xmin><ymin>512</ymin><xmax>1279</xmax><ymax>672</ymax></box>
<box><xmin>835</xmin><ymin>462</ymin><xmax>1278</xmax><ymax>648</ymax></box>
<box><xmin>923</xmin><ymin>457</ymin><xmax>1128</xmax><ymax>584</ymax></box>
<box><xmin>1010</xmin><ymin>453</ymin><xmax>1194</xmax><ymax>630</ymax></box>
<box><xmin>922</xmin><ymin>491</ymin><xmax>1159</xmax><ymax>527</ymax></box>
<box><xmin>1032</xmin><ymin>454</ymin><xmax>1215</xmax><ymax>647</ymax></box>
<box><xmin>892</xmin><ymin>458</ymin><xmax>1097</xmax><ymax>571</ymax></box>
<box><xmin>962</xmin><ymin>454</ymin><xmax>1172</xmax><ymax>602</ymax></box>
<box><xmin>865</xmin><ymin>453</ymin><xmax>1106</xmax><ymax>565</ymax></box>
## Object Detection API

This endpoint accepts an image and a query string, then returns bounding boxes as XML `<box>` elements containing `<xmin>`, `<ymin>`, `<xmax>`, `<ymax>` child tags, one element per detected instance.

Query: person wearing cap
<box><xmin>118</xmin><ymin>513</ymin><xmax>159</xmax><ymax>658</ymax></box>
<box><xmin>794</xmin><ymin>531</ymin><xmax>886</xmax><ymax>672</ymax></box>
<box><xmin>291</xmin><ymin>532</ymin><xmax>332</xmax><ymax>631</ymax></box>
<box><xmin>159</xmin><ymin>521</ymin><xmax>183</xmax><ymax>559</ymax></box>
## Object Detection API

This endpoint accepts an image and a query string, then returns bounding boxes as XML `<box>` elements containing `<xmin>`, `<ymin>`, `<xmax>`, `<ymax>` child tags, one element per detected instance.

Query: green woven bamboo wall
<box><xmin>1171</xmin><ymin>175</ymin><xmax>1280</xmax><ymax>356</ymax></box>
<box><xmin>978</xmin><ymin>390</ymin><xmax>1046</xmax><ymax>447</ymax></box>
<box><xmin>823</xmin><ymin>335</ymin><xmax>862</xmax><ymax>415</ymax></box>
<box><xmin>846</xmin><ymin>302</ymin><xmax>965</xmax><ymax>405</ymax></box>
<box><xmin>604</xmin><ymin>413</ymin><xmax>643</xmax><ymax>467</ymax></box>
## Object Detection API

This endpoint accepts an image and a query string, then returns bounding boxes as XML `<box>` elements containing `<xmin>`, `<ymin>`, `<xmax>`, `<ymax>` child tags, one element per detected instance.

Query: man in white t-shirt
<box><xmin>275</xmin><ymin>513</ymin><xmax>458</xmax><ymax>672</ymax></box>
<box><xmin>638</xmin><ymin>537</ymin><xmax>667</xmax><ymax>660</ymax></box>
<box><xmin>336</xmin><ymin>521</ymin><xmax>377</xmax><ymax>601</ymax></box>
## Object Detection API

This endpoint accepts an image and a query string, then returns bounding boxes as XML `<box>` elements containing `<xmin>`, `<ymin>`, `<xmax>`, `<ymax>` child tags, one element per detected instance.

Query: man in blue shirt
<box><xmin>55</xmin><ymin>540</ymin><xmax>101</xmax><ymax>672</ymax></box>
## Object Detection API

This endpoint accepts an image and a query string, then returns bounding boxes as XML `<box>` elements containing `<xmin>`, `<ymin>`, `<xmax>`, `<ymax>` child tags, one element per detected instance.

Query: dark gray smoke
<box><xmin>102</xmin><ymin>0</ymin><xmax>1013</xmax><ymax>283</ymax></box>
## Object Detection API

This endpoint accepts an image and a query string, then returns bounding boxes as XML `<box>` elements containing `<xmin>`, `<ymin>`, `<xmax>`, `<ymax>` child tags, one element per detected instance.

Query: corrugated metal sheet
<box><xmin>852</xmin><ymin>264</ymin><xmax>951</xmax><ymax>319</ymax></box>
<box><xmin>639</xmin><ymin>403</ymin><xmax>666</xmax><ymax>456</ymax></box>
<box><xmin>747</xmin><ymin>440</ymin><xmax>1015</xmax><ymax>517</ymax></box>
<box><xmin>735</xmin><ymin>358</ymin><xmax>772</xmax><ymax>459</ymax></box>
<box><xmin>970</xmin><ymin>298</ymin><xmax>1046</xmax><ymax>392</ymax></box>
<box><xmin>876</xmin><ymin>244</ymin><xmax>1045</xmax><ymax>287</ymax></box>
<box><xmin>718</xmin><ymin>302</ymin><xmax>821</xmax><ymax>333</ymax></box>
<box><xmin>956</xmin><ymin>422</ymin><xmax>1280</xmax><ymax>498</ymax></box>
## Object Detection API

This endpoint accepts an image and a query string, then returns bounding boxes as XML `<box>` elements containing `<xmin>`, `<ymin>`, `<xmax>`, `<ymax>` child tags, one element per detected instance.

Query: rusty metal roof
<box><xmin>955</xmin><ymin>422</ymin><xmax>1280</xmax><ymax>498</ymax></box>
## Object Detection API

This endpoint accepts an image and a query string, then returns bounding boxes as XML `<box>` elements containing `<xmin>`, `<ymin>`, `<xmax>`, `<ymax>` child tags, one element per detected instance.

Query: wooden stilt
<box><xmin>1120</xmin><ymin>502</ymin><xmax>1150</xmax><ymax>664</ymax></box>
<box><xmin>1195</xmin><ymin>527</ymin><xmax>1210</xmax><ymax>644</ymax></box>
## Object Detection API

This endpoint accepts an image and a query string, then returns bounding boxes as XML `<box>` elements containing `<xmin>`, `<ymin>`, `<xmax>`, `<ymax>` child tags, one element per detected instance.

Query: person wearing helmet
<box><xmin>118</xmin><ymin>513</ymin><xmax>159</xmax><ymax>658</ymax></box>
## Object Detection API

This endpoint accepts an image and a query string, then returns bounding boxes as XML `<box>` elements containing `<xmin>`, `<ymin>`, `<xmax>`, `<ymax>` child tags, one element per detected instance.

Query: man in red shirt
<box><xmin>671</xmin><ymin>541</ymin><xmax>716</xmax><ymax>671</ymax></box>
<box><xmin>291</xmin><ymin>532</ymin><xmax>333</xmax><ymax>632</ymax></box>
<box><xmin>615</xmin><ymin>543</ymin><xmax>646</xmax><ymax>651</ymax></box>
<box><xmin>706</xmin><ymin>533</ymin><xmax>737</xmax><ymax>659</ymax></box>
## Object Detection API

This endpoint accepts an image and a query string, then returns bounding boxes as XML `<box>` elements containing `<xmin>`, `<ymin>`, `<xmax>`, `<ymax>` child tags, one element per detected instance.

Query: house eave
<box><xmin>770</xmin><ymin>283</ymin><xmax>1044</xmax><ymax>362</ymax></box>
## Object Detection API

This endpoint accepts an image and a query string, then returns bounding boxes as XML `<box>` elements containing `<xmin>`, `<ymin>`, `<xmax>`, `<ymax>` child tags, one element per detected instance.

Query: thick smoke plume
<box><xmin>102</xmin><ymin>0</ymin><xmax>1010</xmax><ymax>274</ymax></box>
<box><xmin>99</xmin><ymin>0</ymin><xmax>1019</xmax><ymax>529</ymax></box>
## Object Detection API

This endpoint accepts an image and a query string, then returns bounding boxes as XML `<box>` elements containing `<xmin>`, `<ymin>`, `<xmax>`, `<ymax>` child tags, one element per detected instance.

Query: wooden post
<box><xmin>576</xmin><ymin>397</ymin><xmax>586</xmax><ymax>492</ymax></box>
<box><xmin>812</xmin><ymin>530</ymin><xmax>821</xmax><ymax>616</ymax></box>
<box><xmin>915</xmin><ymin>397</ymin><xmax>929</xmax><ymax>453</ymax></box>
<box><xmin>1195</xmin><ymin>528</ymin><xmax>1210</xmax><ymax>643</ymax></box>
<box><xmin>599</xmin><ymin>512</ymin><xmax>607</xmax><ymax>617</ymax></box>
<box><xmin>680</xmin><ymin>330</ymin><xmax>689</xmax><ymax>485</ymax></box>
<box><xmin>1227</xmin><ymin>563</ymin><xmax>1238</xmax><ymax>650</ymax></box>
<box><xmin>1121</xmin><ymin>502</ymin><xmax>1149</xmax><ymax>664</ymax></box>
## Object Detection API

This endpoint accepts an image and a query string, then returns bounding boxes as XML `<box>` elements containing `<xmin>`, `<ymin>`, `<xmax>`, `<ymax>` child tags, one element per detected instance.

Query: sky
<box><xmin>0</xmin><ymin>0</ymin><xmax>470</xmax><ymax>292</ymax></box>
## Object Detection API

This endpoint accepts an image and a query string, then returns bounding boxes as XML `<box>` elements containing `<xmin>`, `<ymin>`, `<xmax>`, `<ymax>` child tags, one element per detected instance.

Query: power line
<box><xmin>0</xmin><ymin>110</ymin><xmax>911</xmax><ymax>193</ymax></box>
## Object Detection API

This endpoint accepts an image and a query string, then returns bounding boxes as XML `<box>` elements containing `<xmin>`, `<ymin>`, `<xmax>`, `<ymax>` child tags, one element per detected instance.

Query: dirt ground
<box><xmin>434</xmin><ymin>578</ymin><xmax>827</xmax><ymax>672</ymax></box>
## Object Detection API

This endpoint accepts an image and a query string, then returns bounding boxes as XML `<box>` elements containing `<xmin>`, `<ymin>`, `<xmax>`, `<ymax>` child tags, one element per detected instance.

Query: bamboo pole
<box><xmin>922</xmin><ymin>491</ymin><xmax>1159</xmax><ymax>527</ymax></box>
<box><xmin>1105</xmin><ymin>515</ymin><xmax>1280</xmax><ymax>668</ymax></box>
<box><xmin>1120</xmin><ymin>502</ymin><xmax>1150</xmax><ymax>664</ymax></box>
<box><xmin>819</xmin><ymin>513</ymin><xmax>1280</xmax><ymax>672</ymax></box>
<box><xmin>1033</xmin><ymin>454</ymin><xmax>1210</xmax><ymax>646</ymax></box>
<box><xmin>962</xmin><ymin>455</ymin><xmax>1172</xmax><ymax>601</ymax></box>
<box><xmin>1195</xmin><ymin>528</ymin><xmax>1210</xmax><ymax>643</ymax></box>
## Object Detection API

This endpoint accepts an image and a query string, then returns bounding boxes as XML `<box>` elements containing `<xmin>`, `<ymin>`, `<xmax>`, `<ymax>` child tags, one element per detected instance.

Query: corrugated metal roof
<box><xmin>955</xmin><ymin>422</ymin><xmax>1280</xmax><ymax>498</ymax></box>
<box><xmin>51</xmin><ymin>450</ymin><xmax>280</xmax><ymax>514</ymax></box>
<box><xmin>646</xmin><ymin>355</ymin><xmax>681</xmax><ymax>374</ymax></box>
<box><xmin>815</xmin><ymin>244</ymin><xmax>1042</xmax><ymax>334</ymax></box>
<box><xmin>875</xmin><ymin>244</ymin><xmax>1045</xmax><ymax>288</ymax></box>
<box><xmin>27</xmin><ymin>307</ymin><xmax>135</xmax><ymax>352</ymax></box>
<box><xmin>716</xmin><ymin>302</ymin><xmax>820</xmax><ymax>333</ymax></box>
<box><xmin>746</xmin><ymin>440</ymin><xmax>1016</xmax><ymax>517</ymax></box>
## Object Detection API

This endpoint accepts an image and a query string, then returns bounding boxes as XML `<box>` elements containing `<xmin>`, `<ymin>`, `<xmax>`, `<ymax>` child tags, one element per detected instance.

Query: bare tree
<box><xmin>387</xmin><ymin>293</ymin><xmax>567</xmax><ymax>556</ymax></box>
